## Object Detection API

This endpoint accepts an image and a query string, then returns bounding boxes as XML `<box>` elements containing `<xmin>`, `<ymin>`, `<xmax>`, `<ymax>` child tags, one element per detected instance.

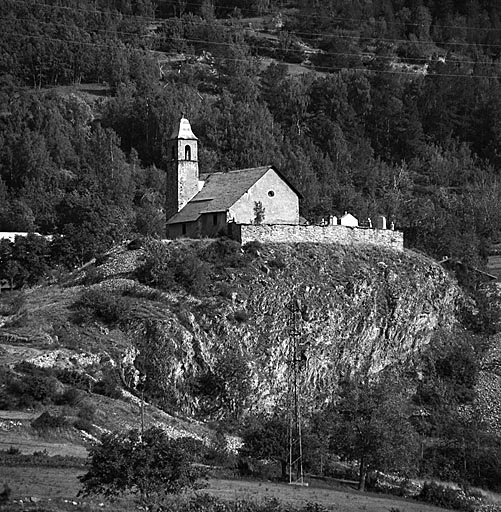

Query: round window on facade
<box><xmin>268</xmin><ymin>190</ymin><xmax>275</xmax><ymax>197</ymax></box>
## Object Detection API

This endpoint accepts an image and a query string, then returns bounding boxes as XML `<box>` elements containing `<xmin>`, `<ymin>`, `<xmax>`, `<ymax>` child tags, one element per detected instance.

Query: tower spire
<box><xmin>165</xmin><ymin>116</ymin><xmax>199</xmax><ymax>222</ymax></box>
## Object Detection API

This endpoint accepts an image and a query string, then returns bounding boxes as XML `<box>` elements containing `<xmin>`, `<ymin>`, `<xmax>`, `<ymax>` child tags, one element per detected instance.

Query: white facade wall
<box><xmin>228</xmin><ymin>170</ymin><xmax>299</xmax><ymax>225</ymax></box>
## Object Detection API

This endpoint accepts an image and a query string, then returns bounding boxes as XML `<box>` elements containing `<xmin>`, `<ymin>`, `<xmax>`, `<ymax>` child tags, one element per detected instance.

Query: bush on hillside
<box><xmin>56</xmin><ymin>386</ymin><xmax>85</xmax><ymax>406</ymax></box>
<box><xmin>78</xmin><ymin>402</ymin><xmax>96</xmax><ymax>422</ymax></box>
<box><xmin>232</xmin><ymin>309</ymin><xmax>249</xmax><ymax>323</ymax></box>
<box><xmin>79</xmin><ymin>427</ymin><xmax>205</xmax><ymax>509</ymax></box>
<box><xmin>200</xmin><ymin>239</ymin><xmax>243</xmax><ymax>267</ymax></box>
<box><xmin>137</xmin><ymin>241</ymin><xmax>211</xmax><ymax>296</ymax></box>
<box><xmin>31</xmin><ymin>412</ymin><xmax>69</xmax><ymax>430</ymax></box>
<box><xmin>217</xmin><ymin>282</ymin><xmax>236</xmax><ymax>299</ymax></box>
<box><xmin>417</xmin><ymin>482</ymin><xmax>482</xmax><ymax>512</ymax></box>
<box><xmin>121</xmin><ymin>283</ymin><xmax>165</xmax><ymax>301</ymax></box>
<box><xmin>74</xmin><ymin>418</ymin><xmax>95</xmax><ymax>436</ymax></box>
<box><xmin>54</xmin><ymin>368</ymin><xmax>93</xmax><ymax>392</ymax></box>
<box><xmin>0</xmin><ymin>291</ymin><xmax>26</xmax><ymax>316</ymax></box>
<box><xmin>72</xmin><ymin>288</ymin><xmax>131</xmax><ymax>325</ymax></box>
<box><xmin>92</xmin><ymin>372</ymin><xmax>122</xmax><ymax>399</ymax></box>
<box><xmin>173</xmin><ymin>253</ymin><xmax>210</xmax><ymax>296</ymax></box>
<box><xmin>7</xmin><ymin>373</ymin><xmax>60</xmax><ymax>407</ymax></box>
<box><xmin>268</xmin><ymin>256</ymin><xmax>286</xmax><ymax>269</ymax></box>
<box><xmin>242</xmin><ymin>240</ymin><xmax>262</xmax><ymax>257</ymax></box>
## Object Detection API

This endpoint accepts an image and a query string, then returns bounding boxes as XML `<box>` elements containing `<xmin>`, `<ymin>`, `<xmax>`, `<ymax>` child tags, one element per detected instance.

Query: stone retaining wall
<box><xmin>232</xmin><ymin>224</ymin><xmax>404</xmax><ymax>250</ymax></box>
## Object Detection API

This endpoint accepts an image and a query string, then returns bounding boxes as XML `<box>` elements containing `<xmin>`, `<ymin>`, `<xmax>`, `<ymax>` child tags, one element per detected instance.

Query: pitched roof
<box><xmin>166</xmin><ymin>199</ymin><xmax>213</xmax><ymax>224</ymax></box>
<box><xmin>169</xmin><ymin>117</ymin><xmax>198</xmax><ymax>140</ymax></box>
<box><xmin>167</xmin><ymin>165</ymin><xmax>301</xmax><ymax>225</ymax></box>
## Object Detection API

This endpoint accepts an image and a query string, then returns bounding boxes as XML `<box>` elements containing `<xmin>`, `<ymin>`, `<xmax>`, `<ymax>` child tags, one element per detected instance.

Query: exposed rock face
<box><xmin>26</xmin><ymin>349</ymin><xmax>103</xmax><ymax>369</ymax></box>
<box><xmin>126</xmin><ymin>242</ymin><xmax>459</xmax><ymax>413</ymax></box>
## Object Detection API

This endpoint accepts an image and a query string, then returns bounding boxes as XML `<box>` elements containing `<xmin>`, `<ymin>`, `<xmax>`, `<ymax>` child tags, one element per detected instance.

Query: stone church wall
<box><xmin>233</xmin><ymin>224</ymin><xmax>404</xmax><ymax>250</ymax></box>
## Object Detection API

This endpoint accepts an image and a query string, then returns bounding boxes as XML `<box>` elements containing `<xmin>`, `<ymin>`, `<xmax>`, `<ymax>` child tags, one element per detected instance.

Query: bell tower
<box><xmin>165</xmin><ymin>116</ymin><xmax>199</xmax><ymax>221</ymax></box>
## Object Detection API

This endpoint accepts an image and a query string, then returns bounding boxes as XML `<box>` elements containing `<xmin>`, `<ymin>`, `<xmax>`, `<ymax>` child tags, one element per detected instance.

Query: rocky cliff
<box><xmin>0</xmin><ymin>240</ymin><xmax>461</xmax><ymax>422</ymax></box>
<box><xmin>101</xmin><ymin>240</ymin><xmax>460</xmax><ymax>415</ymax></box>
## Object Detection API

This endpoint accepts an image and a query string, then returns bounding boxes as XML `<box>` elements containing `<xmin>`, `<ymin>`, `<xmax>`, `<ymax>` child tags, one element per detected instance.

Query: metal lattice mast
<box><xmin>287</xmin><ymin>298</ymin><xmax>305</xmax><ymax>485</ymax></box>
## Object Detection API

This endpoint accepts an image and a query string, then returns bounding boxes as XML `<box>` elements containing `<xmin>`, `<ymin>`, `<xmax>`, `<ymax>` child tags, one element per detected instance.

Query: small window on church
<box><xmin>268</xmin><ymin>190</ymin><xmax>275</xmax><ymax>197</ymax></box>
<box><xmin>185</xmin><ymin>145</ymin><xmax>191</xmax><ymax>160</ymax></box>
<box><xmin>182</xmin><ymin>223</ymin><xmax>187</xmax><ymax>235</ymax></box>
<box><xmin>212</xmin><ymin>214</ymin><xmax>218</xmax><ymax>226</ymax></box>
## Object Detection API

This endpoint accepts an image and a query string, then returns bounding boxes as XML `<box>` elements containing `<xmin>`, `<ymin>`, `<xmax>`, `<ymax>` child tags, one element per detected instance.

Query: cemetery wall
<box><xmin>231</xmin><ymin>224</ymin><xmax>404</xmax><ymax>250</ymax></box>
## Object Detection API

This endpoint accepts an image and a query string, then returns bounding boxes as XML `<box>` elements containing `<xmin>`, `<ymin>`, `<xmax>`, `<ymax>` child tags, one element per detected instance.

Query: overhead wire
<box><xmin>3</xmin><ymin>15</ymin><xmax>501</xmax><ymax>69</ymax></box>
<box><xmin>3</xmin><ymin>1</ymin><xmax>501</xmax><ymax>79</ymax></box>
<box><xmin>8</xmin><ymin>0</ymin><xmax>501</xmax><ymax>35</ymax></box>
<box><xmin>7</xmin><ymin>0</ymin><xmax>501</xmax><ymax>38</ymax></box>
<box><xmin>3</xmin><ymin>30</ymin><xmax>501</xmax><ymax>80</ymax></box>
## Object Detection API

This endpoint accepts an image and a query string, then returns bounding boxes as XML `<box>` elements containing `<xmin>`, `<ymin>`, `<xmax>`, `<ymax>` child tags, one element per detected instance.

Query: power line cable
<box><xmin>3</xmin><ymin>15</ymin><xmax>501</xmax><ymax>68</ymax></box>
<box><xmin>0</xmin><ymin>15</ymin><xmax>159</xmax><ymax>39</ymax></box>
<box><xmin>5</xmin><ymin>0</ymin><xmax>159</xmax><ymax>23</ymax></box>
<box><xmin>8</xmin><ymin>0</ymin><xmax>501</xmax><ymax>38</ymax></box>
<box><xmin>3</xmin><ymin>30</ymin><xmax>501</xmax><ymax>80</ymax></box>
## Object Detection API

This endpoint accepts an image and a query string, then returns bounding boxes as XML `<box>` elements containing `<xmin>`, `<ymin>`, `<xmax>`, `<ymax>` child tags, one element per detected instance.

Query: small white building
<box><xmin>340</xmin><ymin>213</ymin><xmax>359</xmax><ymax>227</ymax></box>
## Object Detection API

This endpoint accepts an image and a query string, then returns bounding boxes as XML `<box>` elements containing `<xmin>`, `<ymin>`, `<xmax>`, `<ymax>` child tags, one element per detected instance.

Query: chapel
<box><xmin>165</xmin><ymin>117</ymin><xmax>301</xmax><ymax>239</ymax></box>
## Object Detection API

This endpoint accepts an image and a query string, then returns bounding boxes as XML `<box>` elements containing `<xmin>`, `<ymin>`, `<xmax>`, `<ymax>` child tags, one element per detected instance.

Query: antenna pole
<box><xmin>287</xmin><ymin>297</ymin><xmax>305</xmax><ymax>486</ymax></box>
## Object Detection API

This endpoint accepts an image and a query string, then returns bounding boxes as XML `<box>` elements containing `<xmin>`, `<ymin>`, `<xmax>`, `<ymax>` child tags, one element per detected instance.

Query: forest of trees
<box><xmin>2</xmin><ymin>0</ymin><xmax>501</xmax><ymax>272</ymax></box>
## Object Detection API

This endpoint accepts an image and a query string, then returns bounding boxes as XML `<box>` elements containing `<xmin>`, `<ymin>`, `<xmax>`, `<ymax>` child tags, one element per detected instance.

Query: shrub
<box><xmin>268</xmin><ymin>256</ymin><xmax>286</xmax><ymax>270</ymax></box>
<box><xmin>242</xmin><ymin>240</ymin><xmax>262</xmax><ymax>257</ymax></box>
<box><xmin>79</xmin><ymin>427</ymin><xmax>206</xmax><ymax>508</ymax></box>
<box><xmin>56</xmin><ymin>387</ymin><xmax>84</xmax><ymax>406</ymax></box>
<box><xmin>54</xmin><ymin>369</ymin><xmax>93</xmax><ymax>391</ymax></box>
<box><xmin>74</xmin><ymin>418</ymin><xmax>95</xmax><ymax>435</ymax></box>
<box><xmin>172</xmin><ymin>253</ymin><xmax>210</xmax><ymax>296</ymax></box>
<box><xmin>28</xmin><ymin>375</ymin><xmax>60</xmax><ymax>403</ymax></box>
<box><xmin>72</xmin><ymin>288</ymin><xmax>131</xmax><ymax>325</ymax></box>
<box><xmin>7</xmin><ymin>371</ymin><xmax>60</xmax><ymax>406</ymax></box>
<box><xmin>6</xmin><ymin>446</ymin><xmax>20</xmax><ymax>455</ymax></box>
<box><xmin>136</xmin><ymin>241</ymin><xmax>175</xmax><ymax>289</ymax></box>
<box><xmin>121</xmin><ymin>283</ymin><xmax>164</xmax><ymax>301</ymax></box>
<box><xmin>201</xmin><ymin>239</ymin><xmax>243</xmax><ymax>267</ymax></box>
<box><xmin>217</xmin><ymin>282</ymin><xmax>236</xmax><ymax>299</ymax></box>
<box><xmin>0</xmin><ymin>390</ymin><xmax>17</xmax><ymax>410</ymax></box>
<box><xmin>31</xmin><ymin>412</ymin><xmax>69</xmax><ymax>430</ymax></box>
<box><xmin>418</xmin><ymin>481</ymin><xmax>482</xmax><ymax>512</ymax></box>
<box><xmin>78</xmin><ymin>402</ymin><xmax>96</xmax><ymax>421</ymax></box>
<box><xmin>137</xmin><ymin>241</ymin><xmax>210</xmax><ymax>295</ymax></box>
<box><xmin>81</xmin><ymin>266</ymin><xmax>101</xmax><ymax>285</ymax></box>
<box><xmin>0</xmin><ymin>291</ymin><xmax>26</xmax><ymax>316</ymax></box>
<box><xmin>92</xmin><ymin>373</ymin><xmax>122</xmax><ymax>399</ymax></box>
<box><xmin>233</xmin><ymin>309</ymin><xmax>249</xmax><ymax>323</ymax></box>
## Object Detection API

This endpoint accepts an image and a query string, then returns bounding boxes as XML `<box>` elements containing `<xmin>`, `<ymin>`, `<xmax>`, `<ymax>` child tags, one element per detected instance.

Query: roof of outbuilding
<box><xmin>167</xmin><ymin>165</ymin><xmax>301</xmax><ymax>225</ymax></box>
<box><xmin>169</xmin><ymin>117</ymin><xmax>198</xmax><ymax>140</ymax></box>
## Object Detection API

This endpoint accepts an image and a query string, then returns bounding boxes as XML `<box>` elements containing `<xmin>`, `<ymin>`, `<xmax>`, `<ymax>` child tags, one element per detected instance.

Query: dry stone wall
<box><xmin>236</xmin><ymin>224</ymin><xmax>404</xmax><ymax>250</ymax></box>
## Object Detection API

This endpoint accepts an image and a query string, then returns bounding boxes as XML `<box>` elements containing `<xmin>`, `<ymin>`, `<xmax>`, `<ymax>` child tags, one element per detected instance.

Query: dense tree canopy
<box><xmin>2</xmin><ymin>0</ymin><xmax>501</xmax><ymax>274</ymax></box>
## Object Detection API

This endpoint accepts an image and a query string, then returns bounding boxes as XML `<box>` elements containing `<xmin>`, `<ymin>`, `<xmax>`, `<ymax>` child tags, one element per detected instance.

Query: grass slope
<box><xmin>0</xmin><ymin>466</ymin><xmax>455</xmax><ymax>512</ymax></box>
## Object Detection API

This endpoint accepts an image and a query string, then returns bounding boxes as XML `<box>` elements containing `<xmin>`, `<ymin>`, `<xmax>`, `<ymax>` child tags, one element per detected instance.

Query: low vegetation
<box><xmin>79</xmin><ymin>427</ymin><xmax>206</xmax><ymax>510</ymax></box>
